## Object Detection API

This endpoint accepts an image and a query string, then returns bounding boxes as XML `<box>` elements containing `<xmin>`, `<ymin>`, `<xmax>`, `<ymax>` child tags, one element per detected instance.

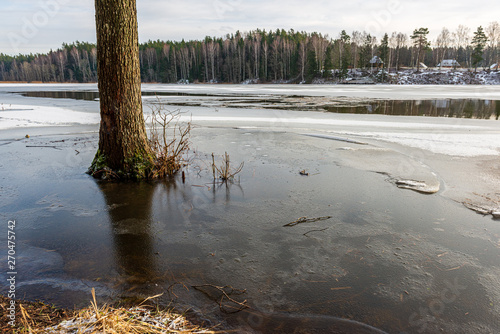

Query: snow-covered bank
<box><xmin>313</xmin><ymin>69</ymin><xmax>500</xmax><ymax>86</ymax></box>
<box><xmin>388</xmin><ymin>69</ymin><xmax>500</xmax><ymax>85</ymax></box>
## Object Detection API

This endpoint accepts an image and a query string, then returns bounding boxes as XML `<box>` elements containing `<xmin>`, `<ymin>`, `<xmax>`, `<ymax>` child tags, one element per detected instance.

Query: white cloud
<box><xmin>0</xmin><ymin>0</ymin><xmax>499</xmax><ymax>55</ymax></box>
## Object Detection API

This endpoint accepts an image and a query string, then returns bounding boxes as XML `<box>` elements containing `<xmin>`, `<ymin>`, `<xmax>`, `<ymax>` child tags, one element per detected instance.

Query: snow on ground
<box><xmin>0</xmin><ymin>104</ymin><xmax>100</xmax><ymax>130</ymax></box>
<box><xmin>388</xmin><ymin>69</ymin><xmax>500</xmax><ymax>85</ymax></box>
<box><xmin>181</xmin><ymin>114</ymin><xmax>483</xmax><ymax>131</ymax></box>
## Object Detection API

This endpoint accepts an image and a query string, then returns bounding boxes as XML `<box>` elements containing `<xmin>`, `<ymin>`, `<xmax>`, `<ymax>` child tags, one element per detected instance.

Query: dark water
<box><xmin>1</xmin><ymin>127</ymin><xmax>500</xmax><ymax>333</ymax></box>
<box><xmin>18</xmin><ymin>90</ymin><xmax>232</xmax><ymax>100</ymax></box>
<box><xmin>18</xmin><ymin>90</ymin><xmax>500</xmax><ymax>119</ymax></box>
<box><xmin>324</xmin><ymin>99</ymin><xmax>500</xmax><ymax>119</ymax></box>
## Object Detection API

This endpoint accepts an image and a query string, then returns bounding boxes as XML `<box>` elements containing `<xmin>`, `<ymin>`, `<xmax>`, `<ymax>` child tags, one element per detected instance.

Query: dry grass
<box><xmin>148</xmin><ymin>100</ymin><xmax>191</xmax><ymax>178</ymax></box>
<box><xmin>1</xmin><ymin>296</ymin><xmax>75</xmax><ymax>334</ymax></box>
<box><xmin>2</xmin><ymin>290</ymin><xmax>219</xmax><ymax>334</ymax></box>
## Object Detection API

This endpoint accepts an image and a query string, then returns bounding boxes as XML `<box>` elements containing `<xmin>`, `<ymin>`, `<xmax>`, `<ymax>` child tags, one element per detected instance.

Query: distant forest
<box><xmin>1</xmin><ymin>24</ymin><xmax>499</xmax><ymax>84</ymax></box>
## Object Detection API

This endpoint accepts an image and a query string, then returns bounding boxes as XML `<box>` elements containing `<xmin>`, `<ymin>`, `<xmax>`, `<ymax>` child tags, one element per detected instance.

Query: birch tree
<box><xmin>436</xmin><ymin>27</ymin><xmax>453</xmax><ymax>70</ymax></box>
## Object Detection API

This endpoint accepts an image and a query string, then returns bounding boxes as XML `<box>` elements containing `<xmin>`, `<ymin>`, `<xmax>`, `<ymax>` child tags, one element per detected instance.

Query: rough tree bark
<box><xmin>89</xmin><ymin>0</ymin><xmax>154</xmax><ymax>179</ymax></box>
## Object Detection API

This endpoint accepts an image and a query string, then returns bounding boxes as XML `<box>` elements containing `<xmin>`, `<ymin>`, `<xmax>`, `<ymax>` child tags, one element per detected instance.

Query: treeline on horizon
<box><xmin>1</xmin><ymin>24</ymin><xmax>499</xmax><ymax>84</ymax></box>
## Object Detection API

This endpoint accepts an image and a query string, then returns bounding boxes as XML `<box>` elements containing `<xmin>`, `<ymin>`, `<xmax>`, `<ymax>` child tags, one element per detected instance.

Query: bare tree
<box><xmin>436</xmin><ymin>27</ymin><xmax>453</xmax><ymax>71</ymax></box>
<box><xmin>311</xmin><ymin>33</ymin><xmax>328</xmax><ymax>73</ymax></box>
<box><xmin>394</xmin><ymin>33</ymin><xmax>408</xmax><ymax>71</ymax></box>
<box><xmin>351</xmin><ymin>30</ymin><xmax>363</xmax><ymax>69</ymax></box>
<box><xmin>253</xmin><ymin>33</ymin><xmax>261</xmax><ymax>79</ymax></box>
<box><xmin>145</xmin><ymin>48</ymin><xmax>157</xmax><ymax>82</ymax></box>
<box><xmin>298</xmin><ymin>37</ymin><xmax>308</xmax><ymax>82</ymax></box>
<box><xmin>454</xmin><ymin>25</ymin><xmax>471</xmax><ymax>68</ymax></box>
<box><xmin>271</xmin><ymin>36</ymin><xmax>280</xmax><ymax>81</ymax></box>
<box><xmin>53</xmin><ymin>50</ymin><xmax>66</xmax><ymax>81</ymax></box>
<box><xmin>486</xmin><ymin>21</ymin><xmax>500</xmax><ymax>68</ymax></box>
<box><xmin>262</xmin><ymin>37</ymin><xmax>268</xmax><ymax>80</ymax></box>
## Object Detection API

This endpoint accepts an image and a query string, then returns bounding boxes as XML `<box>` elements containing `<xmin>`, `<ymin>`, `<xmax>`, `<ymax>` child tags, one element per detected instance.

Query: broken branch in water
<box><xmin>192</xmin><ymin>284</ymin><xmax>249</xmax><ymax>314</ymax></box>
<box><xmin>26</xmin><ymin>145</ymin><xmax>61</xmax><ymax>149</ymax></box>
<box><xmin>166</xmin><ymin>282</ymin><xmax>189</xmax><ymax>299</ymax></box>
<box><xmin>303</xmin><ymin>227</ymin><xmax>329</xmax><ymax>236</ymax></box>
<box><xmin>284</xmin><ymin>216</ymin><xmax>332</xmax><ymax>227</ymax></box>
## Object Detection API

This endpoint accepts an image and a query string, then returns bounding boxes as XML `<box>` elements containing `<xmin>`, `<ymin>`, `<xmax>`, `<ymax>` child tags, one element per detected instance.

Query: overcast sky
<box><xmin>1</xmin><ymin>0</ymin><xmax>499</xmax><ymax>55</ymax></box>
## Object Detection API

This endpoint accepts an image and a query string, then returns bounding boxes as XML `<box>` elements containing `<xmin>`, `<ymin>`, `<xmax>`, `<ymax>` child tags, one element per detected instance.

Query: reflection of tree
<box><xmin>97</xmin><ymin>181</ymin><xmax>158</xmax><ymax>283</ymax></box>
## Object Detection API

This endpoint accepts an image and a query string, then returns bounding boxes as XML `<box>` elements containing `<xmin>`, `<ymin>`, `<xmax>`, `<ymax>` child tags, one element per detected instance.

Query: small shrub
<box><xmin>211</xmin><ymin>152</ymin><xmax>244</xmax><ymax>182</ymax></box>
<box><xmin>147</xmin><ymin>100</ymin><xmax>191</xmax><ymax>178</ymax></box>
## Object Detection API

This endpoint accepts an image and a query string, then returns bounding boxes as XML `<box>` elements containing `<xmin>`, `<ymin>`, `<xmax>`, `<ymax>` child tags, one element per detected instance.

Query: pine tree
<box><xmin>411</xmin><ymin>28</ymin><xmax>430</xmax><ymax>72</ymax></box>
<box><xmin>379</xmin><ymin>33</ymin><xmax>389</xmax><ymax>81</ymax></box>
<box><xmin>471</xmin><ymin>26</ymin><xmax>488</xmax><ymax>72</ymax></box>
<box><xmin>338</xmin><ymin>30</ymin><xmax>351</xmax><ymax>80</ymax></box>
<box><xmin>359</xmin><ymin>34</ymin><xmax>374</xmax><ymax>69</ymax></box>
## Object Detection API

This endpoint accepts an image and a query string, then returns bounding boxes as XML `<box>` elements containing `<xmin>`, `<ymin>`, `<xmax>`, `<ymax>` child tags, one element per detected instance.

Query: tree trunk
<box><xmin>90</xmin><ymin>0</ymin><xmax>154</xmax><ymax>179</ymax></box>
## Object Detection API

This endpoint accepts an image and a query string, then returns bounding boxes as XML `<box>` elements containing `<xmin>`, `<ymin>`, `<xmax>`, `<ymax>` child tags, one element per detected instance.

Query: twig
<box><xmin>91</xmin><ymin>287</ymin><xmax>100</xmax><ymax>320</ymax></box>
<box><xmin>192</xmin><ymin>284</ymin><xmax>249</xmax><ymax>314</ymax></box>
<box><xmin>19</xmin><ymin>304</ymin><xmax>34</xmax><ymax>333</ymax></box>
<box><xmin>284</xmin><ymin>216</ymin><xmax>332</xmax><ymax>227</ymax></box>
<box><xmin>138</xmin><ymin>293</ymin><xmax>164</xmax><ymax>306</ymax></box>
<box><xmin>167</xmin><ymin>282</ymin><xmax>190</xmax><ymax>299</ymax></box>
<box><xmin>26</xmin><ymin>145</ymin><xmax>61</xmax><ymax>149</ymax></box>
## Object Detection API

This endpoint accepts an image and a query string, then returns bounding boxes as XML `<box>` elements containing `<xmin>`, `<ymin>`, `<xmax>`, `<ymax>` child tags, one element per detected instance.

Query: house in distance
<box><xmin>437</xmin><ymin>59</ymin><xmax>461</xmax><ymax>68</ymax></box>
<box><xmin>369</xmin><ymin>56</ymin><xmax>384</xmax><ymax>68</ymax></box>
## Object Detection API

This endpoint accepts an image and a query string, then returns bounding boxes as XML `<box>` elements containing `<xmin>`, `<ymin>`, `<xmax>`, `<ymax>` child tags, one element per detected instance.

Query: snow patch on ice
<box><xmin>182</xmin><ymin>115</ymin><xmax>482</xmax><ymax>130</ymax></box>
<box><xmin>395</xmin><ymin>179</ymin><xmax>439</xmax><ymax>194</ymax></box>
<box><xmin>339</xmin><ymin>131</ymin><xmax>500</xmax><ymax>157</ymax></box>
<box><xmin>0</xmin><ymin>104</ymin><xmax>99</xmax><ymax>129</ymax></box>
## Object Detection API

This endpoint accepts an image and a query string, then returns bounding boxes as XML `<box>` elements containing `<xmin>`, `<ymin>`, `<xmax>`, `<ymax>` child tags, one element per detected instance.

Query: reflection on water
<box><xmin>18</xmin><ymin>90</ymin><xmax>500</xmax><ymax>119</ymax></box>
<box><xmin>325</xmin><ymin>99</ymin><xmax>500</xmax><ymax>119</ymax></box>
<box><xmin>19</xmin><ymin>90</ymin><xmax>101</xmax><ymax>101</ymax></box>
<box><xmin>99</xmin><ymin>182</ymin><xmax>158</xmax><ymax>284</ymax></box>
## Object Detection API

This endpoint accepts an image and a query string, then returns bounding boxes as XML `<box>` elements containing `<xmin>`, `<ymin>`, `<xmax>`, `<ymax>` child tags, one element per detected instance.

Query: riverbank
<box><xmin>0</xmin><ymin>293</ymin><xmax>216</xmax><ymax>333</ymax></box>
<box><xmin>311</xmin><ymin>68</ymin><xmax>500</xmax><ymax>85</ymax></box>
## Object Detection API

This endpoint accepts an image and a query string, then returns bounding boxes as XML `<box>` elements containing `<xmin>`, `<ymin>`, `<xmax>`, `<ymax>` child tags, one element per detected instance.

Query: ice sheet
<box><xmin>180</xmin><ymin>115</ymin><xmax>483</xmax><ymax>130</ymax></box>
<box><xmin>2</xmin><ymin>84</ymin><xmax>500</xmax><ymax>159</ymax></box>
<box><xmin>141</xmin><ymin>84</ymin><xmax>500</xmax><ymax>100</ymax></box>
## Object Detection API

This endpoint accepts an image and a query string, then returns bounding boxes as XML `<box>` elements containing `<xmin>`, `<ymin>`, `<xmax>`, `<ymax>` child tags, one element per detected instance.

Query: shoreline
<box><xmin>0</xmin><ymin>294</ymin><xmax>218</xmax><ymax>333</ymax></box>
<box><xmin>1</xmin><ymin>68</ymin><xmax>500</xmax><ymax>86</ymax></box>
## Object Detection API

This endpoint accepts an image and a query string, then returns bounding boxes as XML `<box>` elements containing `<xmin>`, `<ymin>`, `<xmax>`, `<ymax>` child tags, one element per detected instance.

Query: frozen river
<box><xmin>1</xmin><ymin>84</ymin><xmax>500</xmax><ymax>333</ymax></box>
